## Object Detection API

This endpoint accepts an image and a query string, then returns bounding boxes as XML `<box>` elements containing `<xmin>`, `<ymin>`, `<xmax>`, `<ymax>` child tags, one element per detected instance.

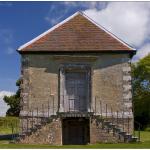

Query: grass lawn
<box><xmin>0</xmin><ymin>117</ymin><xmax>19</xmax><ymax>135</ymax></box>
<box><xmin>0</xmin><ymin>131</ymin><xmax>150</xmax><ymax>149</ymax></box>
<box><xmin>0</xmin><ymin>127</ymin><xmax>14</xmax><ymax>135</ymax></box>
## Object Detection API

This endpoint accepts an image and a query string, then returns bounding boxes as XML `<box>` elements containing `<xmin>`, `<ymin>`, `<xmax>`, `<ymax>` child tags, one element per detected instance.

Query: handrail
<box><xmin>18</xmin><ymin>95</ymin><xmax>140</xmax><ymax>143</ymax></box>
<box><xmin>134</xmin><ymin>120</ymin><xmax>141</xmax><ymax>142</ymax></box>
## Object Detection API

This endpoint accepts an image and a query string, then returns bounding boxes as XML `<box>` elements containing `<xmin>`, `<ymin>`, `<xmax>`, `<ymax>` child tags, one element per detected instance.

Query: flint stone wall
<box><xmin>20</xmin><ymin>53</ymin><xmax>133</xmax><ymax>137</ymax></box>
<box><xmin>20</xmin><ymin>53</ymin><xmax>132</xmax><ymax>115</ymax></box>
<box><xmin>19</xmin><ymin>117</ymin><xmax>62</xmax><ymax>145</ymax></box>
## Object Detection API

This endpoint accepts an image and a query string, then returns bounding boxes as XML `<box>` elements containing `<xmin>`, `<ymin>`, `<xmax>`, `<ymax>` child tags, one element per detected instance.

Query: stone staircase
<box><xmin>15</xmin><ymin>115</ymin><xmax>57</xmax><ymax>143</ymax></box>
<box><xmin>14</xmin><ymin>96</ymin><xmax>141</xmax><ymax>145</ymax></box>
<box><xmin>15</xmin><ymin>114</ymin><xmax>140</xmax><ymax>144</ymax></box>
<box><xmin>93</xmin><ymin>115</ymin><xmax>139</xmax><ymax>143</ymax></box>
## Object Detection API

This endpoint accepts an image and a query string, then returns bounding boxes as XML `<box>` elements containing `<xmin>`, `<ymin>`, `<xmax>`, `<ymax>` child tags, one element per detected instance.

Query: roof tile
<box><xmin>18</xmin><ymin>12</ymin><xmax>135</xmax><ymax>52</ymax></box>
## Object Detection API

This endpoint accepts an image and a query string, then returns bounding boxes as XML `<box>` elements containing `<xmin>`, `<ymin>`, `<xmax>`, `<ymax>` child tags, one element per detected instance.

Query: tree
<box><xmin>132</xmin><ymin>54</ymin><xmax>150</xmax><ymax>129</ymax></box>
<box><xmin>3</xmin><ymin>79</ymin><xmax>21</xmax><ymax>116</ymax></box>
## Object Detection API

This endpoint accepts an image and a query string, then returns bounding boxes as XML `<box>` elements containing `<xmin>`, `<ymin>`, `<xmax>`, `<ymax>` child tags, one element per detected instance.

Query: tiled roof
<box><xmin>18</xmin><ymin>12</ymin><xmax>135</xmax><ymax>52</ymax></box>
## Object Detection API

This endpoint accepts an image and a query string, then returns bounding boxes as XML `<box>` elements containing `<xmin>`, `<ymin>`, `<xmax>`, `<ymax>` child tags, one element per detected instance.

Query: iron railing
<box><xmin>17</xmin><ymin>95</ymin><xmax>141</xmax><ymax>142</ymax></box>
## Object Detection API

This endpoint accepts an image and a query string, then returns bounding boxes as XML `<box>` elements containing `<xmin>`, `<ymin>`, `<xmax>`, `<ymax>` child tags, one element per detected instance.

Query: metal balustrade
<box><xmin>16</xmin><ymin>95</ymin><xmax>141</xmax><ymax>143</ymax></box>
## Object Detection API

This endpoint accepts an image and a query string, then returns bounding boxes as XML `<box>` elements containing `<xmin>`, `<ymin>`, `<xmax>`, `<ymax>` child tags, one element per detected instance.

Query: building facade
<box><xmin>17</xmin><ymin>12</ymin><xmax>136</xmax><ymax>145</ymax></box>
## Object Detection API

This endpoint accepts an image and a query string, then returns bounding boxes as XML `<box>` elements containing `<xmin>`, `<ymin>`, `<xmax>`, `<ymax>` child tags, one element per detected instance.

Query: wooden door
<box><xmin>62</xmin><ymin>118</ymin><xmax>90</xmax><ymax>145</ymax></box>
<box><xmin>68</xmin><ymin>122</ymin><xmax>84</xmax><ymax>144</ymax></box>
<box><xmin>65</xmin><ymin>71</ymin><xmax>87</xmax><ymax>112</ymax></box>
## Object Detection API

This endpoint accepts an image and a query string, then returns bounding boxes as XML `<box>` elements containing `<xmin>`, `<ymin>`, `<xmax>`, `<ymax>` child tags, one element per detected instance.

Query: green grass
<box><xmin>0</xmin><ymin>128</ymin><xmax>13</xmax><ymax>135</ymax></box>
<box><xmin>0</xmin><ymin>117</ymin><xmax>19</xmax><ymax>134</ymax></box>
<box><xmin>0</xmin><ymin>117</ymin><xmax>19</xmax><ymax>123</ymax></box>
<box><xmin>137</xmin><ymin>131</ymin><xmax>150</xmax><ymax>142</ymax></box>
<box><xmin>0</xmin><ymin>142</ymin><xmax>150</xmax><ymax>149</ymax></box>
<box><xmin>0</xmin><ymin>131</ymin><xmax>150</xmax><ymax>149</ymax></box>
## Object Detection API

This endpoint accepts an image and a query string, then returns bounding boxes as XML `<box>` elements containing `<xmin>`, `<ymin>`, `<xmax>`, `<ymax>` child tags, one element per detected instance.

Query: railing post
<box><xmin>122</xmin><ymin>110</ymin><xmax>124</xmax><ymax>131</ymax></box>
<box><xmin>21</xmin><ymin>118</ymin><xmax>23</xmax><ymax>134</ymax></box>
<box><xmin>127</xmin><ymin>115</ymin><xmax>129</xmax><ymax>134</ymax></box>
<box><xmin>95</xmin><ymin>97</ymin><xmax>97</xmax><ymax>115</ymax></box>
<box><xmin>63</xmin><ymin>95</ymin><xmax>65</xmax><ymax>112</ymax></box>
<box><xmin>100</xmin><ymin>101</ymin><xmax>102</xmax><ymax>119</ymax></box>
<box><xmin>79</xmin><ymin>96</ymin><xmax>80</xmax><ymax>112</ymax></box>
<box><xmin>27</xmin><ymin>112</ymin><xmax>29</xmax><ymax>132</ymax></box>
<box><xmin>11</xmin><ymin>122</ymin><xmax>14</xmax><ymax>140</ymax></box>
<box><xmin>29</xmin><ymin>109</ymin><xmax>31</xmax><ymax>129</ymax></box>
<box><xmin>32</xmin><ymin>109</ymin><xmax>34</xmax><ymax>129</ymax></box>
<box><xmin>36</xmin><ymin>107</ymin><xmax>39</xmax><ymax>124</ymax></box>
<box><xmin>111</xmin><ymin>107</ymin><xmax>113</xmax><ymax>124</ymax></box>
<box><xmin>14</xmin><ymin>120</ymin><xmax>16</xmax><ymax>136</ymax></box>
<box><xmin>48</xmin><ymin>100</ymin><xmax>50</xmax><ymax>118</ymax></box>
<box><xmin>134</xmin><ymin>129</ymin><xmax>135</xmax><ymax>137</ymax></box>
<box><xmin>117</xmin><ymin>110</ymin><xmax>118</xmax><ymax>127</ymax></box>
<box><xmin>106</xmin><ymin>104</ymin><xmax>108</xmax><ymax>119</ymax></box>
<box><xmin>134</xmin><ymin>121</ymin><xmax>141</xmax><ymax>142</ymax></box>
<box><xmin>138</xmin><ymin>124</ymin><xmax>140</xmax><ymax>142</ymax></box>
<box><xmin>52</xmin><ymin>95</ymin><xmax>54</xmax><ymax>115</ymax></box>
<box><xmin>90</xmin><ymin>97</ymin><xmax>92</xmax><ymax>113</ymax></box>
<box><xmin>42</xmin><ymin>104</ymin><xmax>44</xmax><ymax>117</ymax></box>
<box><xmin>68</xmin><ymin>95</ymin><xmax>70</xmax><ymax>113</ymax></box>
<box><xmin>16</xmin><ymin>119</ymin><xmax>18</xmax><ymax>134</ymax></box>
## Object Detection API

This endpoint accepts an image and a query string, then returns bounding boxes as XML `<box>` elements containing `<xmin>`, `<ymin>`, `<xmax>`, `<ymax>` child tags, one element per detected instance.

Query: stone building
<box><xmin>17</xmin><ymin>12</ymin><xmax>137</xmax><ymax>145</ymax></box>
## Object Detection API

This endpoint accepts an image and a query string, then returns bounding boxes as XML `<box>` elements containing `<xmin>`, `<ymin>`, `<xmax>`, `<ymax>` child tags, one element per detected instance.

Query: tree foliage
<box><xmin>3</xmin><ymin>79</ymin><xmax>21</xmax><ymax>117</ymax></box>
<box><xmin>132</xmin><ymin>54</ymin><xmax>150</xmax><ymax>129</ymax></box>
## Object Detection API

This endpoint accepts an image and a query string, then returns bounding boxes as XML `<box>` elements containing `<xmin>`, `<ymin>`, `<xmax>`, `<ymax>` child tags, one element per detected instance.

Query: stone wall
<box><xmin>19</xmin><ymin>117</ymin><xmax>62</xmax><ymax>145</ymax></box>
<box><xmin>90</xmin><ymin>117</ymin><xmax>119</xmax><ymax>144</ymax></box>
<box><xmin>20</xmin><ymin>53</ymin><xmax>133</xmax><ymax>132</ymax></box>
<box><xmin>92</xmin><ymin>55</ymin><xmax>132</xmax><ymax>115</ymax></box>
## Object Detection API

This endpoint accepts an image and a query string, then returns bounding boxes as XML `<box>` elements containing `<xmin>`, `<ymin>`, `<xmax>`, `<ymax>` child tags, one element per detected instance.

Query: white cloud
<box><xmin>63</xmin><ymin>1</ymin><xmax>79</xmax><ymax>7</ymax></box>
<box><xmin>82</xmin><ymin>2</ymin><xmax>150</xmax><ymax>61</ymax></box>
<box><xmin>45</xmin><ymin>2</ymin><xmax>108</xmax><ymax>26</ymax></box>
<box><xmin>0</xmin><ymin>2</ymin><xmax>12</xmax><ymax>7</ymax></box>
<box><xmin>0</xmin><ymin>91</ymin><xmax>14</xmax><ymax>116</ymax></box>
<box><xmin>6</xmin><ymin>47</ymin><xmax>14</xmax><ymax>54</ymax></box>
<box><xmin>44</xmin><ymin>4</ymin><xmax>69</xmax><ymax>25</ymax></box>
<box><xmin>63</xmin><ymin>1</ymin><xmax>108</xmax><ymax>9</ymax></box>
<box><xmin>84</xmin><ymin>2</ymin><xmax>150</xmax><ymax>47</ymax></box>
<box><xmin>132</xmin><ymin>44</ymin><xmax>150</xmax><ymax>62</ymax></box>
<box><xmin>0</xmin><ymin>29</ymin><xmax>13</xmax><ymax>44</ymax></box>
<box><xmin>0</xmin><ymin>28</ymin><xmax>14</xmax><ymax>54</ymax></box>
<box><xmin>44</xmin><ymin>2</ymin><xmax>150</xmax><ymax>61</ymax></box>
<box><xmin>0</xmin><ymin>91</ymin><xmax>14</xmax><ymax>99</ymax></box>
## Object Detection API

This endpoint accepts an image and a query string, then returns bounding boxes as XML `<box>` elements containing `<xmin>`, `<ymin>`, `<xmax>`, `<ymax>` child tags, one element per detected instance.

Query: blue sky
<box><xmin>0</xmin><ymin>1</ymin><xmax>150</xmax><ymax>94</ymax></box>
<box><xmin>0</xmin><ymin>1</ymin><xmax>107</xmax><ymax>93</ymax></box>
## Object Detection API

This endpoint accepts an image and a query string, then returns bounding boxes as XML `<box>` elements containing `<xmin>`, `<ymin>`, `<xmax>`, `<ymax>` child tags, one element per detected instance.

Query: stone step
<box><xmin>19</xmin><ymin>133</ymin><xmax>26</xmax><ymax>139</ymax></box>
<box><xmin>113</xmin><ymin>127</ymin><xmax>119</xmax><ymax>131</ymax></box>
<box><xmin>114</xmin><ymin>127</ymin><xmax>123</xmax><ymax>133</ymax></box>
<box><xmin>119</xmin><ymin>131</ymin><xmax>127</xmax><ymax>136</ymax></box>
<box><xmin>124</xmin><ymin>133</ymin><xmax>133</xmax><ymax>142</ymax></box>
<box><xmin>124</xmin><ymin>133</ymin><xmax>132</xmax><ymax>139</ymax></box>
<box><xmin>103</xmin><ymin>121</ymin><xmax>111</xmax><ymax>126</ymax></box>
<box><xmin>47</xmin><ymin>118</ymin><xmax>53</xmax><ymax>123</ymax></box>
<box><xmin>94</xmin><ymin>117</ymin><xmax>140</xmax><ymax>143</ymax></box>
<box><xmin>96</xmin><ymin>118</ymin><xmax>104</xmax><ymax>123</ymax></box>
<box><xmin>41</xmin><ymin>120</ymin><xmax>48</xmax><ymax>125</ymax></box>
<box><xmin>108</xmin><ymin>123</ymin><xmax>116</xmax><ymax>128</ymax></box>
<box><xmin>130</xmin><ymin>136</ymin><xmax>138</xmax><ymax>142</ymax></box>
<box><xmin>15</xmin><ymin>136</ymin><xmax>21</xmax><ymax>142</ymax></box>
<box><xmin>22</xmin><ymin>130</ymin><xmax>32</xmax><ymax>136</ymax></box>
<box><xmin>30</xmin><ymin>127</ymin><xmax>37</xmax><ymax>132</ymax></box>
<box><xmin>34</xmin><ymin>123</ymin><xmax>42</xmax><ymax>128</ymax></box>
